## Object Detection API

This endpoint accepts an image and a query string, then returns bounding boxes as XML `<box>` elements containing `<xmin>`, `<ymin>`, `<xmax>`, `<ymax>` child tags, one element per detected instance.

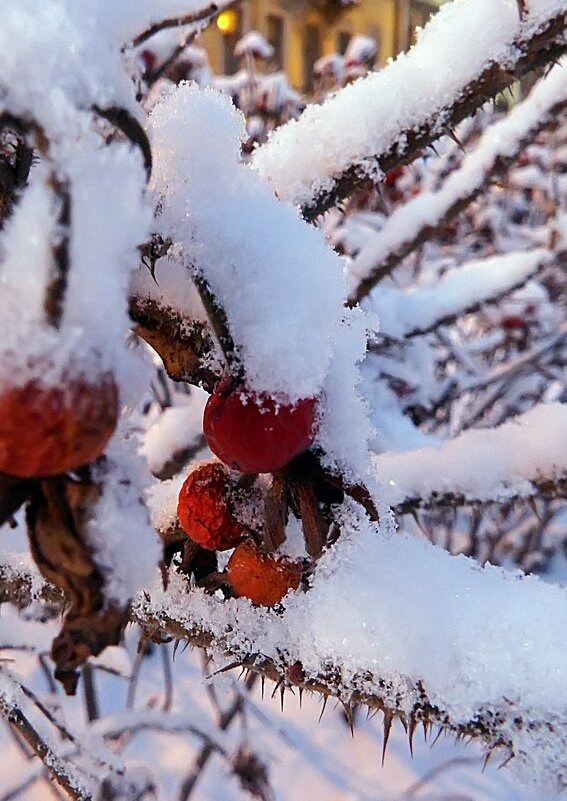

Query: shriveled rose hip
<box><xmin>0</xmin><ymin>374</ymin><xmax>118</xmax><ymax>478</ymax></box>
<box><xmin>227</xmin><ymin>540</ymin><xmax>301</xmax><ymax>606</ymax></box>
<box><xmin>203</xmin><ymin>379</ymin><xmax>317</xmax><ymax>474</ymax></box>
<box><xmin>177</xmin><ymin>462</ymin><xmax>244</xmax><ymax>551</ymax></box>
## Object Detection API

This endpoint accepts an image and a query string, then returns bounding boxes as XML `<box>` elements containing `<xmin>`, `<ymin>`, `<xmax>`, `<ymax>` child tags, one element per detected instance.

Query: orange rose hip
<box><xmin>227</xmin><ymin>540</ymin><xmax>301</xmax><ymax>606</ymax></box>
<box><xmin>177</xmin><ymin>463</ymin><xmax>244</xmax><ymax>551</ymax></box>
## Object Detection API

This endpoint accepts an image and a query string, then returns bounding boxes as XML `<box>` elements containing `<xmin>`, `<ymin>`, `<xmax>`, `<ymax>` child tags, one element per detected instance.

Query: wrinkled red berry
<box><xmin>227</xmin><ymin>540</ymin><xmax>301</xmax><ymax>606</ymax></box>
<box><xmin>203</xmin><ymin>379</ymin><xmax>317</xmax><ymax>474</ymax></box>
<box><xmin>177</xmin><ymin>462</ymin><xmax>245</xmax><ymax>551</ymax></box>
<box><xmin>0</xmin><ymin>374</ymin><xmax>118</xmax><ymax>478</ymax></box>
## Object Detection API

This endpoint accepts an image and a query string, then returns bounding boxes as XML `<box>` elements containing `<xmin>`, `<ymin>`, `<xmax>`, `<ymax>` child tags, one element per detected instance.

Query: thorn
<box><xmin>271</xmin><ymin>679</ymin><xmax>283</xmax><ymax>700</ymax></box>
<box><xmin>261</xmin><ymin>676</ymin><xmax>265</xmax><ymax>700</ymax></box>
<box><xmin>528</xmin><ymin>496</ymin><xmax>543</xmax><ymax>524</ymax></box>
<box><xmin>429</xmin><ymin>143</ymin><xmax>440</xmax><ymax>157</ymax></box>
<box><xmin>498</xmin><ymin>752</ymin><xmax>514</xmax><ymax>770</ymax></box>
<box><xmin>209</xmin><ymin>660</ymin><xmax>240</xmax><ymax>678</ymax></box>
<box><xmin>173</xmin><ymin>640</ymin><xmax>180</xmax><ymax>661</ymax></box>
<box><xmin>280</xmin><ymin>685</ymin><xmax>286</xmax><ymax>712</ymax></box>
<box><xmin>482</xmin><ymin>750</ymin><xmax>493</xmax><ymax>773</ymax></box>
<box><xmin>368</xmin><ymin>707</ymin><xmax>380</xmax><ymax>721</ymax></box>
<box><xmin>318</xmin><ymin>695</ymin><xmax>328</xmax><ymax>723</ymax></box>
<box><xmin>239</xmin><ymin>667</ymin><xmax>247</xmax><ymax>681</ymax></box>
<box><xmin>181</xmin><ymin>641</ymin><xmax>190</xmax><ymax>654</ymax></box>
<box><xmin>399</xmin><ymin>713</ymin><xmax>408</xmax><ymax>733</ymax></box>
<box><xmin>430</xmin><ymin>727</ymin><xmax>443</xmax><ymax>748</ymax></box>
<box><xmin>382</xmin><ymin>711</ymin><xmax>393</xmax><ymax>766</ymax></box>
<box><xmin>423</xmin><ymin>720</ymin><xmax>429</xmax><ymax>742</ymax></box>
<box><xmin>343</xmin><ymin>702</ymin><xmax>355</xmax><ymax>736</ymax></box>
<box><xmin>408</xmin><ymin>715</ymin><xmax>417</xmax><ymax>758</ymax></box>
<box><xmin>446</xmin><ymin>128</ymin><xmax>465</xmax><ymax>153</ymax></box>
<box><xmin>299</xmin><ymin>688</ymin><xmax>303</xmax><ymax>709</ymax></box>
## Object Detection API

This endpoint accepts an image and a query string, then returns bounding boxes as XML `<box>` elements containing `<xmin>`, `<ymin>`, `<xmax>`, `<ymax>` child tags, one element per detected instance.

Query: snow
<box><xmin>374</xmin><ymin>403</ymin><xmax>567</xmax><ymax>507</ymax></box>
<box><xmin>347</xmin><ymin>57</ymin><xmax>567</xmax><ymax>299</ymax></box>
<box><xmin>86</xmin><ymin>438</ymin><xmax>162</xmax><ymax>607</ymax></box>
<box><xmin>147</xmin><ymin>84</ymin><xmax>347</xmax><ymax>403</ymax></box>
<box><xmin>372</xmin><ymin>249</ymin><xmax>551</xmax><ymax>339</ymax></box>
<box><xmin>140</xmin><ymin>389</ymin><xmax>208</xmax><ymax>475</ymax></box>
<box><xmin>252</xmin><ymin>0</ymin><xmax>567</xmax><ymax>207</ymax></box>
<box><xmin>234</xmin><ymin>32</ymin><xmax>274</xmax><ymax>61</ymax></box>
<box><xmin>138</xmin><ymin>498</ymin><xmax>567</xmax><ymax>793</ymax></box>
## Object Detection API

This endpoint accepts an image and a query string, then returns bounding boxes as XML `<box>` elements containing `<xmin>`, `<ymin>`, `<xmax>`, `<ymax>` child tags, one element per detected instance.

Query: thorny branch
<box><xmin>0</xmin><ymin>558</ymin><xmax>565</xmax><ymax>767</ymax></box>
<box><xmin>300</xmin><ymin>11</ymin><xmax>567</xmax><ymax>222</ymax></box>
<box><xmin>348</xmin><ymin>93</ymin><xmax>567</xmax><ymax>305</ymax></box>
<box><xmin>0</xmin><ymin>702</ymin><xmax>92</xmax><ymax>801</ymax></box>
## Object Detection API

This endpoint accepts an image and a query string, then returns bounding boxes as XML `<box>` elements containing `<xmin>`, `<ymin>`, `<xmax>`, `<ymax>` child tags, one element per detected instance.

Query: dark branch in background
<box><xmin>178</xmin><ymin>671</ymin><xmax>257</xmax><ymax>801</ymax></box>
<box><xmin>93</xmin><ymin>105</ymin><xmax>152</xmax><ymax>178</ymax></box>
<box><xmin>301</xmin><ymin>11</ymin><xmax>567</xmax><ymax>222</ymax></box>
<box><xmin>130</xmin><ymin>1</ymin><xmax>241</xmax><ymax>48</ymax></box>
<box><xmin>395</xmin><ymin>473</ymin><xmax>567</xmax><ymax>516</ymax></box>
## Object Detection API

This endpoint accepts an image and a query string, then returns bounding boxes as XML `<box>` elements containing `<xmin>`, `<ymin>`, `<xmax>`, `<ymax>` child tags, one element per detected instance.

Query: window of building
<box><xmin>267</xmin><ymin>14</ymin><xmax>285</xmax><ymax>70</ymax></box>
<box><xmin>303</xmin><ymin>24</ymin><xmax>321</xmax><ymax>92</ymax></box>
<box><xmin>337</xmin><ymin>31</ymin><xmax>350</xmax><ymax>56</ymax></box>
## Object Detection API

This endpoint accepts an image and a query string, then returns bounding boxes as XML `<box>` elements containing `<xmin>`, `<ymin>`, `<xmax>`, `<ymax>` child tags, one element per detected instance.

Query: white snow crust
<box><xmin>148</xmin><ymin>84</ymin><xmax>347</xmax><ymax>402</ymax></box>
<box><xmin>374</xmin><ymin>402</ymin><xmax>567</xmax><ymax>507</ymax></box>
<box><xmin>373</xmin><ymin>250</ymin><xmax>550</xmax><ymax>339</ymax></box>
<box><xmin>140</xmin><ymin>498</ymin><xmax>567</xmax><ymax>793</ymax></box>
<box><xmin>348</xmin><ymin>58</ymin><xmax>567</xmax><ymax>294</ymax></box>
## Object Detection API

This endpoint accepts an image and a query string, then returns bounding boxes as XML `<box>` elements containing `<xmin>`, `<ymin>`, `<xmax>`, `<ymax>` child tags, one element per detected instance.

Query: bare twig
<box><xmin>130</xmin><ymin>1</ymin><xmax>241</xmax><ymax>48</ymax></box>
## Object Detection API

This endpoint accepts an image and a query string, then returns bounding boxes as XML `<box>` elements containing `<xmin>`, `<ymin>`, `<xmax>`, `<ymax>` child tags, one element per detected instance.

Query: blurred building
<box><xmin>201</xmin><ymin>0</ymin><xmax>444</xmax><ymax>89</ymax></box>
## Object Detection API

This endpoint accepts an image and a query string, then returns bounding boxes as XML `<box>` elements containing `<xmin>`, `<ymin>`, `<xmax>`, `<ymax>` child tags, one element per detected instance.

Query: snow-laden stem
<box><xmin>0</xmin><ymin>704</ymin><xmax>92</xmax><ymax>801</ymax></box>
<box><xmin>348</xmin><ymin>61</ymin><xmax>567</xmax><ymax>304</ymax></box>
<box><xmin>253</xmin><ymin>2</ymin><xmax>567</xmax><ymax>220</ymax></box>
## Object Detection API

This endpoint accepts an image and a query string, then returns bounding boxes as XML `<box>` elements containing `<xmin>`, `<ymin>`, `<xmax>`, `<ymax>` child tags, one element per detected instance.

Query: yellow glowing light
<box><xmin>217</xmin><ymin>9</ymin><xmax>239</xmax><ymax>35</ymax></box>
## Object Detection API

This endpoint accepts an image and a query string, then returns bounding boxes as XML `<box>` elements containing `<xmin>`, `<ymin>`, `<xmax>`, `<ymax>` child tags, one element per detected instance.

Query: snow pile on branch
<box><xmin>373</xmin><ymin>249</ymin><xmax>550</xmax><ymax>339</ymax></box>
<box><xmin>252</xmin><ymin>0</ymin><xmax>567</xmax><ymax>209</ymax></box>
<box><xmin>374</xmin><ymin>403</ymin><xmax>567</xmax><ymax>508</ymax></box>
<box><xmin>147</xmin><ymin>84</ymin><xmax>376</xmax><ymax>480</ymax></box>
<box><xmin>137</xmin><ymin>498</ymin><xmax>567</xmax><ymax>794</ymax></box>
<box><xmin>148</xmin><ymin>84</ymin><xmax>347</xmax><ymax>402</ymax></box>
<box><xmin>348</xmin><ymin>59</ymin><xmax>567</xmax><ymax>302</ymax></box>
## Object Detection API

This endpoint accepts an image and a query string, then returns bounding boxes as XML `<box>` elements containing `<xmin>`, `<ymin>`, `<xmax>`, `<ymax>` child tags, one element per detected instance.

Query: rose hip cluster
<box><xmin>176</xmin><ymin>378</ymin><xmax>318</xmax><ymax>606</ymax></box>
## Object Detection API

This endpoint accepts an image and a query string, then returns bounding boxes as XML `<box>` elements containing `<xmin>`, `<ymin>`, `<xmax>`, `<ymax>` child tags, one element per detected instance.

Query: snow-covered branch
<box><xmin>346</xmin><ymin>59</ymin><xmax>567</xmax><ymax>304</ymax></box>
<box><xmin>371</xmin><ymin>249</ymin><xmax>551</xmax><ymax>339</ymax></box>
<box><xmin>4</xmin><ymin>503</ymin><xmax>567</xmax><ymax>794</ymax></box>
<box><xmin>375</xmin><ymin>403</ymin><xmax>567</xmax><ymax>510</ymax></box>
<box><xmin>253</xmin><ymin>0</ymin><xmax>567</xmax><ymax>221</ymax></box>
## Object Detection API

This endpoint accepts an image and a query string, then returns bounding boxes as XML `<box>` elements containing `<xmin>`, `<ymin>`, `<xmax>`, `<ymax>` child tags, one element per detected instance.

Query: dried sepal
<box><xmin>26</xmin><ymin>475</ymin><xmax>127</xmax><ymax>694</ymax></box>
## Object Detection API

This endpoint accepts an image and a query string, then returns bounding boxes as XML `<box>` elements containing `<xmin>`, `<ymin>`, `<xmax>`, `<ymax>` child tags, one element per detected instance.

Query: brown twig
<box><xmin>130</xmin><ymin>2</ymin><xmax>241</xmax><ymax>48</ymax></box>
<box><xmin>93</xmin><ymin>105</ymin><xmax>152</xmax><ymax>178</ymax></box>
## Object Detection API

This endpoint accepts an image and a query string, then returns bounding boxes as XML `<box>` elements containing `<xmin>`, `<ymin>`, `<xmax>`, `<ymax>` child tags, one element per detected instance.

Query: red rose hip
<box><xmin>177</xmin><ymin>462</ymin><xmax>245</xmax><ymax>551</ymax></box>
<box><xmin>203</xmin><ymin>379</ymin><xmax>317</xmax><ymax>474</ymax></box>
<box><xmin>0</xmin><ymin>374</ymin><xmax>118</xmax><ymax>478</ymax></box>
